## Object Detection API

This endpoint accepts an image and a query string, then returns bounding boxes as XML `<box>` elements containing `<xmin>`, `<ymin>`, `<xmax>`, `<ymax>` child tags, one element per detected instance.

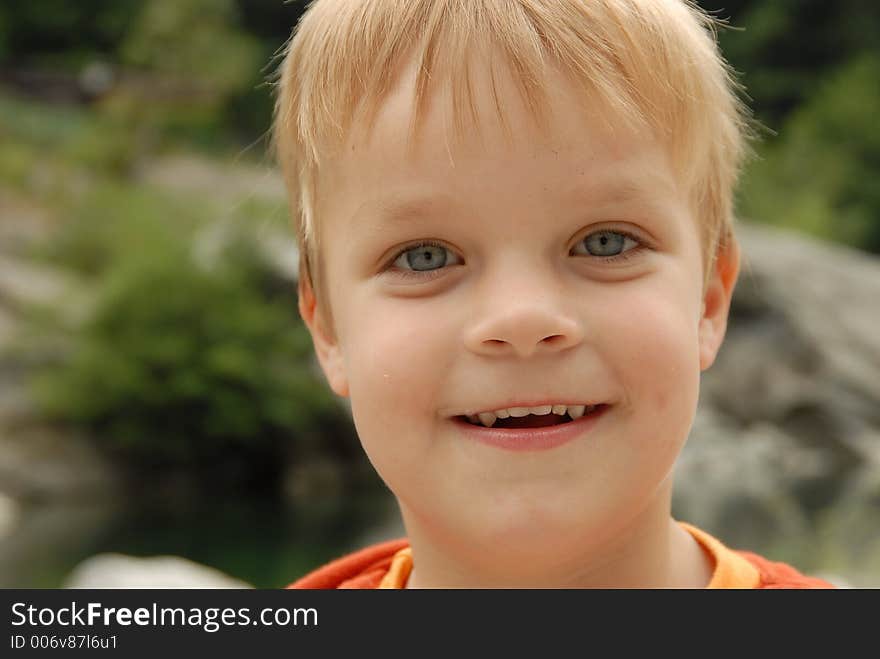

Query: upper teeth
<box><xmin>468</xmin><ymin>404</ymin><xmax>595</xmax><ymax>428</ymax></box>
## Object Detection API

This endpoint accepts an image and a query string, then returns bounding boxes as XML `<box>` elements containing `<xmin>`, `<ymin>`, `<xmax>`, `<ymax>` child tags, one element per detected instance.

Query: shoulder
<box><xmin>286</xmin><ymin>538</ymin><xmax>410</xmax><ymax>589</ymax></box>
<box><xmin>736</xmin><ymin>551</ymin><xmax>836</xmax><ymax>589</ymax></box>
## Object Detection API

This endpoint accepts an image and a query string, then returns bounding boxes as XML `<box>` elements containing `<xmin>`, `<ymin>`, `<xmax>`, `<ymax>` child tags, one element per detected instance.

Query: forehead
<box><xmin>350</xmin><ymin>52</ymin><xmax>653</xmax><ymax>163</ymax></box>
<box><xmin>317</xmin><ymin>54</ymin><xmax>682</xmax><ymax>225</ymax></box>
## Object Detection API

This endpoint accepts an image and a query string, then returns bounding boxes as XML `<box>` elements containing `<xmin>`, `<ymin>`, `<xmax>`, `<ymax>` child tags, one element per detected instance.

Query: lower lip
<box><xmin>451</xmin><ymin>405</ymin><xmax>610</xmax><ymax>452</ymax></box>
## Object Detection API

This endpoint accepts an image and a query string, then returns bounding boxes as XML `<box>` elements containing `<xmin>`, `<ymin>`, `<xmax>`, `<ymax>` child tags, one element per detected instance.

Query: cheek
<box><xmin>602</xmin><ymin>283</ymin><xmax>702</xmax><ymax>415</ymax></box>
<box><xmin>346</xmin><ymin>296</ymin><xmax>457</xmax><ymax>385</ymax></box>
<box><xmin>337</xmin><ymin>294</ymin><xmax>458</xmax><ymax>462</ymax></box>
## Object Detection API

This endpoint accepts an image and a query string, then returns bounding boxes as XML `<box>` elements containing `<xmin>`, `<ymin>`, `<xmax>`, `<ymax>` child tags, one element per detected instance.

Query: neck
<box><xmin>401</xmin><ymin>481</ymin><xmax>713</xmax><ymax>588</ymax></box>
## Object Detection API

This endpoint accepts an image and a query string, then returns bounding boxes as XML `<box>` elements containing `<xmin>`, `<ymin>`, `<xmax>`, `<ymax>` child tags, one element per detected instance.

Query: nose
<box><xmin>463</xmin><ymin>278</ymin><xmax>584</xmax><ymax>359</ymax></box>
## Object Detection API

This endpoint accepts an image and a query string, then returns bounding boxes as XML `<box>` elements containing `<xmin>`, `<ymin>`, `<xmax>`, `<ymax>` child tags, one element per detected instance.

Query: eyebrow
<box><xmin>351</xmin><ymin>193</ymin><xmax>457</xmax><ymax>230</ymax></box>
<box><xmin>574</xmin><ymin>181</ymin><xmax>647</xmax><ymax>206</ymax></box>
<box><xmin>357</xmin><ymin>176</ymin><xmax>676</xmax><ymax>229</ymax></box>
<box><xmin>564</xmin><ymin>173</ymin><xmax>679</xmax><ymax>208</ymax></box>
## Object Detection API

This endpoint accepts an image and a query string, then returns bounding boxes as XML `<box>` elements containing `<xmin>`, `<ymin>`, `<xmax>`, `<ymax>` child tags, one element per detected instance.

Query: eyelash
<box><xmin>385</xmin><ymin>230</ymin><xmax>645</xmax><ymax>281</ymax></box>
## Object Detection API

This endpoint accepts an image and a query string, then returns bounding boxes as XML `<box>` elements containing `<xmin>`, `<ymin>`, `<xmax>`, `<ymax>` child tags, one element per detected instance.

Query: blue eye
<box><xmin>391</xmin><ymin>241</ymin><xmax>462</xmax><ymax>273</ymax></box>
<box><xmin>386</xmin><ymin>231</ymin><xmax>641</xmax><ymax>281</ymax></box>
<box><xmin>572</xmin><ymin>230</ymin><xmax>640</xmax><ymax>258</ymax></box>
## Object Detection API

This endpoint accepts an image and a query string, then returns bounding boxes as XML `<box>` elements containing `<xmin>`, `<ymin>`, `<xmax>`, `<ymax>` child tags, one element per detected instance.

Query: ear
<box><xmin>297</xmin><ymin>277</ymin><xmax>350</xmax><ymax>398</ymax></box>
<box><xmin>698</xmin><ymin>236</ymin><xmax>740</xmax><ymax>371</ymax></box>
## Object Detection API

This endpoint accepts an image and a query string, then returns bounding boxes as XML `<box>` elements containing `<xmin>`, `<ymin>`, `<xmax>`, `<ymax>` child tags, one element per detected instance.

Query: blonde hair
<box><xmin>272</xmin><ymin>0</ymin><xmax>755</xmax><ymax>322</ymax></box>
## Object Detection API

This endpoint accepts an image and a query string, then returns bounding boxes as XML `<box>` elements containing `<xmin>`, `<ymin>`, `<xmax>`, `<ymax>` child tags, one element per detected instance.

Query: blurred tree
<box><xmin>699</xmin><ymin>0</ymin><xmax>880</xmax><ymax>129</ymax></box>
<box><xmin>121</xmin><ymin>0</ymin><xmax>260</xmax><ymax>96</ymax></box>
<box><xmin>96</xmin><ymin>0</ymin><xmax>264</xmax><ymax>153</ymax></box>
<box><xmin>0</xmin><ymin>0</ymin><xmax>140</xmax><ymax>66</ymax></box>
<box><xmin>234</xmin><ymin>0</ymin><xmax>305</xmax><ymax>45</ymax></box>
<box><xmin>29</xmin><ymin>220</ymin><xmax>344</xmax><ymax>486</ymax></box>
<box><xmin>225</xmin><ymin>0</ymin><xmax>306</xmax><ymax>142</ymax></box>
<box><xmin>739</xmin><ymin>55</ymin><xmax>880</xmax><ymax>251</ymax></box>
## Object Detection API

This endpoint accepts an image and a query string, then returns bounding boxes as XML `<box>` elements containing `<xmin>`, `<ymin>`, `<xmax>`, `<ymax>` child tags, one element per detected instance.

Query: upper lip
<box><xmin>450</xmin><ymin>400</ymin><xmax>606</xmax><ymax>417</ymax></box>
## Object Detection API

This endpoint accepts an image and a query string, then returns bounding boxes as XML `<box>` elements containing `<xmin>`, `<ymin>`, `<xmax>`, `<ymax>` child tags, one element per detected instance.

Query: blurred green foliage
<box><xmin>41</xmin><ymin>186</ymin><xmax>199</xmax><ymax>277</ymax></box>
<box><xmin>0</xmin><ymin>1</ymin><xmax>141</xmax><ymax>66</ymax></box>
<box><xmin>35</xmin><ymin>252</ymin><xmax>315</xmax><ymax>464</ymax></box>
<box><xmin>0</xmin><ymin>90</ymin><xmax>138</xmax><ymax>190</ymax></box>
<box><xmin>704</xmin><ymin>0</ymin><xmax>880</xmax><ymax>128</ymax></box>
<box><xmin>27</xmin><ymin>206</ymin><xmax>342</xmax><ymax>475</ymax></box>
<box><xmin>738</xmin><ymin>55</ymin><xmax>880</xmax><ymax>251</ymax></box>
<box><xmin>111</xmin><ymin>0</ymin><xmax>264</xmax><ymax>150</ymax></box>
<box><xmin>0</xmin><ymin>90</ymin><xmax>348</xmax><ymax>488</ymax></box>
<box><xmin>121</xmin><ymin>0</ymin><xmax>260</xmax><ymax>93</ymax></box>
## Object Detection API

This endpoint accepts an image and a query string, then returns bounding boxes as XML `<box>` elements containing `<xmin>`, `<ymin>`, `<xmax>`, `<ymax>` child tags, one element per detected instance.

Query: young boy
<box><xmin>273</xmin><ymin>0</ymin><xmax>833</xmax><ymax>588</ymax></box>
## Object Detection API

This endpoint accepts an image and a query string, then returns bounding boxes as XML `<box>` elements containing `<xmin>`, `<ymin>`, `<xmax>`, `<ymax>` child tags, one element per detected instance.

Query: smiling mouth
<box><xmin>457</xmin><ymin>405</ymin><xmax>608</xmax><ymax>429</ymax></box>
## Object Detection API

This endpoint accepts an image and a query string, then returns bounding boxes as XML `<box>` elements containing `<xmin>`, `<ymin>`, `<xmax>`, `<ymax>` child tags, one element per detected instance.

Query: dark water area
<box><xmin>0</xmin><ymin>489</ymin><xmax>396</xmax><ymax>589</ymax></box>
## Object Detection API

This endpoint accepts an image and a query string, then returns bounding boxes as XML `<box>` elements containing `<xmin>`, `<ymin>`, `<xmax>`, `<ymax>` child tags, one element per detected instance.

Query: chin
<box><xmin>461</xmin><ymin>499</ymin><xmax>602</xmax><ymax>558</ymax></box>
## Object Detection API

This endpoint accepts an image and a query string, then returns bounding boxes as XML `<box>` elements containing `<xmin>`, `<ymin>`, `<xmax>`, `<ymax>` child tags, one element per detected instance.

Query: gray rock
<box><xmin>0</xmin><ymin>255</ymin><xmax>110</xmax><ymax>502</ymax></box>
<box><xmin>64</xmin><ymin>554</ymin><xmax>253</xmax><ymax>589</ymax></box>
<box><xmin>704</xmin><ymin>222</ymin><xmax>880</xmax><ymax>455</ymax></box>
<box><xmin>0</xmin><ymin>492</ymin><xmax>19</xmax><ymax>540</ymax></box>
<box><xmin>0</xmin><ymin>424</ymin><xmax>122</xmax><ymax>501</ymax></box>
<box><xmin>0</xmin><ymin>255</ymin><xmax>70</xmax><ymax>310</ymax></box>
<box><xmin>674</xmin><ymin>221</ymin><xmax>880</xmax><ymax>585</ymax></box>
<box><xmin>0</xmin><ymin>500</ymin><xmax>122</xmax><ymax>588</ymax></box>
<box><xmin>135</xmin><ymin>155</ymin><xmax>286</xmax><ymax>207</ymax></box>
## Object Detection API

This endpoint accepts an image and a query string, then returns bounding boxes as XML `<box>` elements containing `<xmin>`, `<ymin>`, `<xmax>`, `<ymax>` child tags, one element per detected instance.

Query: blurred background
<box><xmin>0</xmin><ymin>0</ymin><xmax>877</xmax><ymax>588</ymax></box>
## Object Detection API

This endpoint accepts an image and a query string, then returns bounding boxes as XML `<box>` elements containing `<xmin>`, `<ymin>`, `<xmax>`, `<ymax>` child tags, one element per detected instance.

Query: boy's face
<box><xmin>300</xmin><ymin>59</ymin><xmax>738</xmax><ymax>564</ymax></box>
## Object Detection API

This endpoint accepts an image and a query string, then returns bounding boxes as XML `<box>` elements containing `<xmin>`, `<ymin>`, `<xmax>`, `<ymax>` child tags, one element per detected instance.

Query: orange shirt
<box><xmin>288</xmin><ymin>522</ymin><xmax>833</xmax><ymax>589</ymax></box>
